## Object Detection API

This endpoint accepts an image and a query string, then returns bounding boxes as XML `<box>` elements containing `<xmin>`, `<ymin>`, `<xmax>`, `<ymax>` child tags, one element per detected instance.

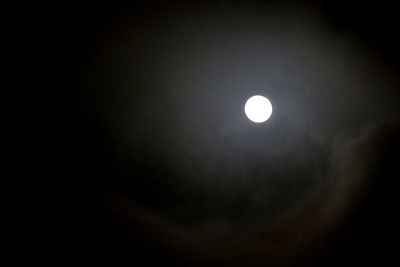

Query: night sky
<box><xmin>69</xmin><ymin>1</ymin><xmax>400</xmax><ymax>266</ymax></box>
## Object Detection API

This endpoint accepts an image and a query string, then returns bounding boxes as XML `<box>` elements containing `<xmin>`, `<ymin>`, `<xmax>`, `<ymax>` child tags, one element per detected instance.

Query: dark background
<box><xmin>67</xmin><ymin>1</ymin><xmax>399</xmax><ymax>266</ymax></box>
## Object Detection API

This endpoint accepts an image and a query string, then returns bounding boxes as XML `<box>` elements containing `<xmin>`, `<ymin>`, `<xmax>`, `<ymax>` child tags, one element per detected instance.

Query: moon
<box><xmin>244</xmin><ymin>95</ymin><xmax>273</xmax><ymax>123</ymax></box>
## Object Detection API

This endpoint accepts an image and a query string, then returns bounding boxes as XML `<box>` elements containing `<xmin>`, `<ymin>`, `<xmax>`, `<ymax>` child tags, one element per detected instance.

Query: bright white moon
<box><xmin>244</xmin><ymin>95</ymin><xmax>273</xmax><ymax>123</ymax></box>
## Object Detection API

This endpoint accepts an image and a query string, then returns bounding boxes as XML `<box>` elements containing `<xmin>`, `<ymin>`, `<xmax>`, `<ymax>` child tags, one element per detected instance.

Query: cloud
<box><xmin>98</xmin><ymin>120</ymin><xmax>399</xmax><ymax>266</ymax></box>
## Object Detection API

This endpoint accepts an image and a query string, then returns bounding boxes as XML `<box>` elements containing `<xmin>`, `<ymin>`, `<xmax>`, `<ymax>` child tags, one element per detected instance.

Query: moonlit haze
<box><xmin>70</xmin><ymin>1</ymin><xmax>400</xmax><ymax>266</ymax></box>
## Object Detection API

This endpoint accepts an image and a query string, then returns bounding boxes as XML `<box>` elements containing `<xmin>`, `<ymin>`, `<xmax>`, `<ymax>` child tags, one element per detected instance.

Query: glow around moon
<box><xmin>244</xmin><ymin>95</ymin><xmax>273</xmax><ymax>123</ymax></box>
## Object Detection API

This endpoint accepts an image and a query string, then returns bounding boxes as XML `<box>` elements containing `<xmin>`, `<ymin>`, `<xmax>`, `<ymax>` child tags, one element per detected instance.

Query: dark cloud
<box><xmin>94</xmin><ymin>120</ymin><xmax>399</xmax><ymax>266</ymax></box>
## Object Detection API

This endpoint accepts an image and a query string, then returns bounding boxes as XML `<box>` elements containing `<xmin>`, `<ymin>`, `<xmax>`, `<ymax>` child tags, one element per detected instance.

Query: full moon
<box><xmin>244</xmin><ymin>95</ymin><xmax>273</xmax><ymax>123</ymax></box>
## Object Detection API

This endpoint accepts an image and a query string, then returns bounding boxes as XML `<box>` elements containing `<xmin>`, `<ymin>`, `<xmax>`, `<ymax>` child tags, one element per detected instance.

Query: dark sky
<box><xmin>69</xmin><ymin>1</ymin><xmax>400</xmax><ymax>266</ymax></box>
